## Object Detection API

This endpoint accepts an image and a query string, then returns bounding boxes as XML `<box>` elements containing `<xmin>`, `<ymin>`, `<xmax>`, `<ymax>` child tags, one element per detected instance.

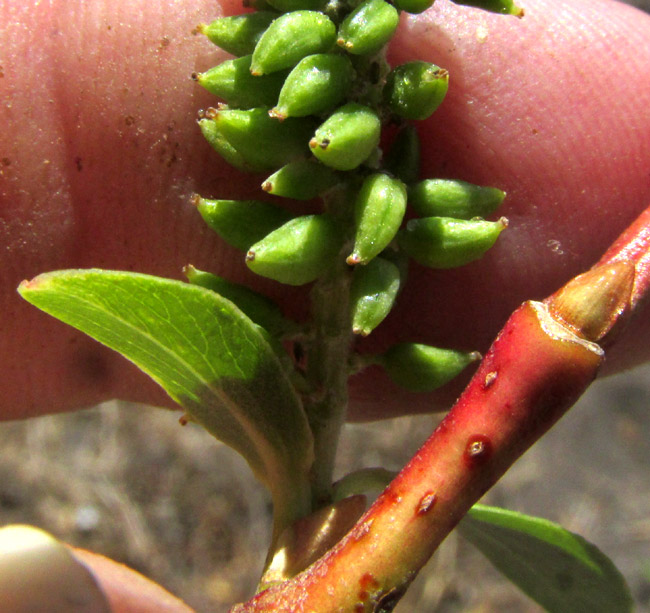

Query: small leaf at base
<box><xmin>459</xmin><ymin>504</ymin><xmax>633</xmax><ymax>613</ymax></box>
<box><xmin>19</xmin><ymin>270</ymin><xmax>314</xmax><ymax>530</ymax></box>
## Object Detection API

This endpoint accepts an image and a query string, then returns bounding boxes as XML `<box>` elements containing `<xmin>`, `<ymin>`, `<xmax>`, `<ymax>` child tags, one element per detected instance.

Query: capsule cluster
<box><xmin>191</xmin><ymin>0</ymin><xmax>511</xmax><ymax>393</ymax></box>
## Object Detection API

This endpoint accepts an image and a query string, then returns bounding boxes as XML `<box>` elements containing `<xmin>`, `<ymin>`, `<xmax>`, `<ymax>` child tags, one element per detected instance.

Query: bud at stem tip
<box><xmin>546</xmin><ymin>261</ymin><xmax>635</xmax><ymax>344</ymax></box>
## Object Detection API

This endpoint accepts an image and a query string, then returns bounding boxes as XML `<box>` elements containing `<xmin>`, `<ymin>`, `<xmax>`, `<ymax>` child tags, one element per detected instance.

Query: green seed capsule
<box><xmin>251</xmin><ymin>11</ymin><xmax>337</xmax><ymax>76</ymax></box>
<box><xmin>381</xmin><ymin>343</ymin><xmax>480</xmax><ymax>392</ymax></box>
<box><xmin>198</xmin><ymin>115</ymin><xmax>251</xmax><ymax>172</ymax></box>
<box><xmin>350</xmin><ymin>256</ymin><xmax>401</xmax><ymax>336</ymax></box>
<box><xmin>184</xmin><ymin>265</ymin><xmax>291</xmax><ymax>336</ymax></box>
<box><xmin>194</xmin><ymin>56</ymin><xmax>286</xmax><ymax>109</ymax></box>
<box><xmin>262</xmin><ymin>160</ymin><xmax>340</xmax><ymax>200</ymax></box>
<box><xmin>409</xmin><ymin>179</ymin><xmax>505</xmax><ymax>219</ymax></box>
<box><xmin>383</xmin><ymin>125</ymin><xmax>420</xmax><ymax>185</ymax></box>
<box><xmin>246</xmin><ymin>214</ymin><xmax>342</xmax><ymax>285</ymax></box>
<box><xmin>337</xmin><ymin>0</ymin><xmax>399</xmax><ymax>56</ymax></box>
<box><xmin>309</xmin><ymin>103</ymin><xmax>381</xmax><ymax>171</ymax></box>
<box><xmin>451</xmin><ymin>0</ymin><xmax>524</xmax><ymax>17</ymax></box>
<box><xmin>384</xmin><ymin>61</ymin><xmax>449</xmax><ymax>121</ymax></box>
<box><xmin>243</xmin><ymin>0</ymin><xmax>275</xmax><ymax>10</ymax></box>
<box><xmin>202</xmin><ymin>107</ymin><xmax>316</xmax><ymax>171</ymax></box>
<box><xmin>194</xmin><ymin>196</ymin><xmax>293</xmax><ymax>251</ymax></box>
<box><xmin>265</xmin><ymin>0</ymin><xmax>327</xmax><ymax>12</ymax></box>
<box><xmin>397</xmin><ymin>216</ymin><xmax>507</xmax><ymax>268</ymax></box>
<box><xmin>270</xmin><ymin>54</ymin><xmax>354</xmax><ymax>120</ymax></box>
<box><xmin>392</xmin><ymin>0</ymin><xmax>435</xmax><ymax>15</ymax></box>
<box><xmin>199</xmin><ymin>12</ymin><xmax>278</xmax><ymax>57</ymax></box>
<box><xmin>347</xmin><ymin>173</ymin><xmax>407</xmax><ymax>266</ymax></box>
<box><xmin>380</xmin><ymin>246</ymin><xmax>409</xmax><ymax>288</ymax></box>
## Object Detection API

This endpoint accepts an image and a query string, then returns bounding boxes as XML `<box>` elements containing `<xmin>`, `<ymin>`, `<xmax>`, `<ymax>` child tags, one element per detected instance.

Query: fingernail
<box><xmin>0</xmin><ymin>524</ymin><xmax>111</xmax><ymax>613</ymax></box>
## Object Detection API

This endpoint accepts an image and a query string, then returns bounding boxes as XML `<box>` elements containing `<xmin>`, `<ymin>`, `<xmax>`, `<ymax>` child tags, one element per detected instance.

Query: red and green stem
<box><xmin>232</xmin><ymin>204</ymin><xmax>650</xmax><ymax>612</ymax></box>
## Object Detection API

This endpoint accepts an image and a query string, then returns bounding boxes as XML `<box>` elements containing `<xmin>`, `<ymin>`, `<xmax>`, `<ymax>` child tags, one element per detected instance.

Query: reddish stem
<box><xmin>596</xmin><ymin>205</ymin><xmax>650</xmax><ymax>310</ymax></box>
<box><xmin>233</xmin><ymin>302</ymin><xmax>603</xmax><ymax>612</ymax></box>
<box><xmin>232</xmin><ymin>204</ymin><xmax>650</xmax><ymax>612</ymax></box>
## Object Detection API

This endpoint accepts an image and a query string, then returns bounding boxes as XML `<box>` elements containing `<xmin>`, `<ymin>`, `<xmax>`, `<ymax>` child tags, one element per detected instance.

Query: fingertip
<box><xmin>0</xmin><ymin>524</ymin><xmax>111</xmax><ymax>613</ymax></box>
<box><xmin>70</xmin><ymin>548</ymin><xmax>195</xmax><ymax>613</ymax></box>
<box><xmin>0</xmin><ymin>523</ymin><xmax>193</xmax><ymax>613</ymax></box>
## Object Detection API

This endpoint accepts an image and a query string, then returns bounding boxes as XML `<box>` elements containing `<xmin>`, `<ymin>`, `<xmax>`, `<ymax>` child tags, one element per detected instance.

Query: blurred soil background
<box><xmin>2</xmin><ymin>0</ymin><xmax>649</xmax><ymax>611</ymax></box>
<box><xmin>0</xmin><ymin>364</ymin><xmax>649</xmax><ymax>612</ymax></box>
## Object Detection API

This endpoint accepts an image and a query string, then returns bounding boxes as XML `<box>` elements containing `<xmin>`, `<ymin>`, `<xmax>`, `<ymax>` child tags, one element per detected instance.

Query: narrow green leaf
<box><xmin>459</xmin><ymin>504</ymin><xmax>633</xmax><ymax>613</ymax></box>
<box><xmin>18</xmin><ymin>270</ymin><xmax>314</xmax><ymax>522</ymax></box>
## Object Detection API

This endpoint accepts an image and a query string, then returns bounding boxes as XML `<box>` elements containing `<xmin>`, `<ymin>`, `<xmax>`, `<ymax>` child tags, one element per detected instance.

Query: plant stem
<box><xmin>231</xmin><ymin>203</ymin><xmax>650</xmax><ymax>612</ymax></box>
<box><xmin>303</xmin><ymin>254</ymin><xmax>353</xmax><ymax>505</ymax></box>
<box><xmin>596</xmin><ymin>205</ymin><xmax>650</xmax><ymax>310</ymax></box>
<box><xmin>234</xmin><ymin>301</ymin><xmax>605</xmax><ymax>612</ymax></box>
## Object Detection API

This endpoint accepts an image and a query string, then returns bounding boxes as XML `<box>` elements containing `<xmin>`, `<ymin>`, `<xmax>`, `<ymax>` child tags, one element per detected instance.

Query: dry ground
<box><xmin>1</xmin><ymin>362</ymin><xmax>648</xmax><ymax>612</ymax></box>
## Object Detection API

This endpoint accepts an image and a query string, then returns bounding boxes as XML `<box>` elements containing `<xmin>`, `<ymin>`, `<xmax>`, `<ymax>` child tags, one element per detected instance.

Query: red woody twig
<box><xmin>233</xmin><ymin>204</ymin><xmax>650</xmax><ymax>613</ymax></box>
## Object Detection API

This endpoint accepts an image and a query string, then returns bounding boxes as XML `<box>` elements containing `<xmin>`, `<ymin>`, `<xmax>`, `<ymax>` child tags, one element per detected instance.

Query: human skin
<box><xmin>2</xmin><ymin>0</ymin><xmax>650</xmax><ymax>422</ymax></box>
<box><xmin>1</xmin><ymin>0</ymin><xmax>649</xmax><ymax>608</ymax></box>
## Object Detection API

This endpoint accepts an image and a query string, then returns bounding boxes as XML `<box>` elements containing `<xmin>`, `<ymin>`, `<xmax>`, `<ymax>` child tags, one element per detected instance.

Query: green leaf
<box><xmin>18</xmin><ymin>270</ymin><xmax>314</xmax><ymax>525</ymax></box>
<box><xmin>459</xmin><ymin>504</ymin><xmax>633</xmax><ymax>613</ymax></box>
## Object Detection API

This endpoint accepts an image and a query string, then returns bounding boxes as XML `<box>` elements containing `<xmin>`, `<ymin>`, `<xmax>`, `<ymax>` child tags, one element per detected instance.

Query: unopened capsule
<box><xmin>199</xmin><ymin>115</ymin><xmax>251</xmax><ymax>171</ymax></box>
<box><xmin>270</xmin><ymin>54</ymin><xmax>354</xmax><ymax>119</ymax></box>
<box><xmin>199</xmin><ymin>12</ymin><xmax>278</xmax><ymax>57</ymax></box>
<box><xmin>350</xmin><ymin>257</ymin><xmax>401</xmax><ymax>336</ymax></box>
<box><xmin>310</xmin><ymin>103</ymin><xmax>381</xmax><ymax>171</ymax></box>
<box><xmin>337</xmin><ymin>0</ymin><xmax>399</xmax><ymax>56</ymax></box>
<box><xmin>203</xmin><ymin>107</ymin><xmax>316</xmax><ymax>171</ymax></box>
<box><xmin>195</xmin><ymin>55</ymin><xmax>286</xmax><ymax>109</ymax></box>
<box><xmin>195</xmin><ymin>196</ymin><xmax>293</xmax><ymax>251</ymax></box>
<box><xmin>262</xmin><ymin>160</ymin><xmax>340</xmax><ymax>200</ymax></box>
<box><xmin>381</xmin><ymin>342</ymin><xmax>480</xmax><ymax>392</ymax></box>
<box><xmin>384</xmin><ymin>61</ymin><xmax>449</xmax><ymax>121</ymax></box>
<box><xmin>392</xmin><ymin>0</ymin><xmax>435</xmax><ymax>14</ymax></box>
<box><xmin>409</xmin><ymin>179</ymin><xmax>505</xmax><ymax>219</ymax></box>
<box><xmin>184</xmin><ymin>265</ymin><xmax>291</xmax><ymax>335</ymax></box>
<box><xmin>397</xmin><ymin>216</ymin><xmax>507</xmax><ymax>268</ymax></box>
<box><xmin>348</xmin><ymin>173</ymin><xmax>407</xmax><ymax>265</ymax></box>
<box><xmin>251</xmin><ymin>11</ymin><xmax>337</xmax><ymax>75</ymax></box>
<box><xmin>246</xmin><ymin>214</ymin><xmax>342</xmax><ymax>285</ymax></box>
<box><xmin>383</xmin><ymin>125</ymin><xmax>421</xmax><ymax>185</ymax></box>
<box><xmin>266</xmin><ymin>0</ymin><xmax>327</xmax><ymax>12</ymax></box>
<box><xmin>452</xmin><ymin>0</ymin><xmax>524</xmax><ymax>17</ymax></box>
